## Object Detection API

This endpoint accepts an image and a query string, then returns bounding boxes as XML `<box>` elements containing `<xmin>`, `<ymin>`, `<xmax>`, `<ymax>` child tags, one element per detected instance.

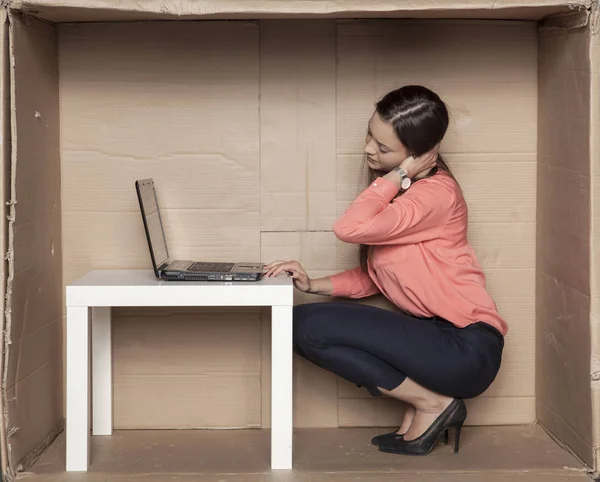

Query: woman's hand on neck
<box><xmin>414</xmin><ymin>168</ymin><xmax>433</xmax><ymax>180</ymax></box>
<box><xmin>382</xmin><ymin>165</ymin><xmax>436</xmax><ymax>191</ymax></box>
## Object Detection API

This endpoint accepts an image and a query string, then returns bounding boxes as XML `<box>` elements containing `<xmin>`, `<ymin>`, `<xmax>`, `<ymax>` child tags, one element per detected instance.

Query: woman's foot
<box><xmin>379</xmin><ymin>398</ymin><xmax>467</xmax><ymax>456</ymax></box>
<box><xmin>371</xmin><ymin>403</ymin><xmax>415</xmax><ymax>446</ymax></box>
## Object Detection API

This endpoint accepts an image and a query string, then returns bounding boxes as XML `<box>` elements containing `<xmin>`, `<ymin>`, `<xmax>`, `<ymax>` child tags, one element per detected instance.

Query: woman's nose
<box><xmin>364</xmin><ymin>139</ymin><xmax>377</xmax><ymax>155</ymax></box>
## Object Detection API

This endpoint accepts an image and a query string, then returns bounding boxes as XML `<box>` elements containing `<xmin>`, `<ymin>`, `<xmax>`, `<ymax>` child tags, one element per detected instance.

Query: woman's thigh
<box><xmin>293</xmin><ymin>302</ymin><xmax>491</xmax><ymax>397</ymax></box>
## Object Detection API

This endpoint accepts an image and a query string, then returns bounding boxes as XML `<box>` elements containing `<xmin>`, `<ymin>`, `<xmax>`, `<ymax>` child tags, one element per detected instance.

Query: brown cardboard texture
<box><xmin>9</xmin><ymin>0</ymin><xmax>594</xmax><ymax>22</ymax></box>
<box><xmin>537</xmin><ymin>20</ymin><xmax>594</xmax><ymax>466</ymax></box>
<box><xmin>590</xmin><ymin>5</ymin><xmax>600</xmax><ymax>468</ymax></box>
<box><xmin>0</xmin><ymin>7</ymin><xmax>10</xmax><ymax>475</ymax></box>
<box><xmin>4</xmin><ymin>11</ymin><xmax>63</xmax><ymax>476</ymax></box>
<box><xmin>1</xmin><ymin>0</ymin><xmax>600</xmax><ymax>479</ymax></box>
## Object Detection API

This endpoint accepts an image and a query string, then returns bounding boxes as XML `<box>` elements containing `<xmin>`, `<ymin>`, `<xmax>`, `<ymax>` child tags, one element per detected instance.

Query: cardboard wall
<box><xmin>59</xmin><ymin>19</ymin><xmax>539</xmax><ymax>430</ymax></box>
<box><xmin>5</xmin><ymin>14</ymin><xmax>63</xmax><ymax>470</ymax></box>
<box><xmin>10</xmin><ymin>0</ymin><xmax>593</xmax><ymax>22</ymax></box>
<box><xmin>590</xmin><ymin>7</ymin><xmax>600</xmax><ymax>469</ymax></box>
<box><xmin>0</xmin><ymin>8</ymin><xmax>10</xmax><ymax>474</ymax></box>
<box><xmin>536</xmin><ymin>21</ymin><xmax>593</xmax><ymax>467</ymax></box>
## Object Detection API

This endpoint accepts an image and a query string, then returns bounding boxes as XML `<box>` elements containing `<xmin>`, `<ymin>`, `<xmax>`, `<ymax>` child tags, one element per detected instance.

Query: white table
<box><xmin>65</xmin><ymin>270</ymin><xmax>294</xmax><ymax>471</ymax></box>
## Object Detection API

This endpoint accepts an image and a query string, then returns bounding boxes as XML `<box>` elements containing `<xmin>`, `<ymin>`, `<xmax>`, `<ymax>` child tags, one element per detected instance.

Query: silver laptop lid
<box><xmin>136</xmin><ymin>179</ymin><xmax>170</xmax><ymax>273</ymax></box>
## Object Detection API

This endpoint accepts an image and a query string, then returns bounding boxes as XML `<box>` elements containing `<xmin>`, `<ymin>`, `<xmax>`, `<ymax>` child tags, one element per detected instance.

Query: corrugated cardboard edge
<box><xmin>590</xmin><ymin>3</ymin><xmax>600</xmax><ymax>477</ymax></box>
<box><xmin>0</xmin><ymin>6</ymin><xmax>9</xmax><ymax>480</ymax></box>
<box><xmin>1</xmin><ymin>7</ymin><xmax>17</xmax><ymax>481</ymax></box>
<box><xmin>4</xmin><ymin>0</ymin><xmax>595</xmax><ymax>22</ymax></box>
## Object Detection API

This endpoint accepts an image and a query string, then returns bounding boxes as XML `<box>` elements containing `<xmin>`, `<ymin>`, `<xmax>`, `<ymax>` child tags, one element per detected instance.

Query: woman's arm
<box><xmin>333</xmin><ymin>175</ymin><xmax>455</xmax><ymax>246</ymax></box>
<box><xmin>264</xmin><ymin>261</ymin><xmax>378</xmax><ymax>298</ymax></box>
<box><xmin>326</xmin><ymin>266</ymin><xmax>379</xmax><ymax>298</ymax></box>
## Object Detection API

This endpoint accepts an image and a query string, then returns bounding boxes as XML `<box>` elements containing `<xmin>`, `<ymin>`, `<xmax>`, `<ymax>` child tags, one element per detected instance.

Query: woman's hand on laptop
<box><xmin>264</xmin><ymin>260</ymin><xmax>312</xmax><ymax>292</ymax></box>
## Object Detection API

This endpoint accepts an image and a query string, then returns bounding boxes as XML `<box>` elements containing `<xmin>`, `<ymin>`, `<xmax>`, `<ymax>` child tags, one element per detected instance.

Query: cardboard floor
<box><xmin>14</xmin><ymin>426</ymin><xmax>593</xmax><ymax>481</ymax></box>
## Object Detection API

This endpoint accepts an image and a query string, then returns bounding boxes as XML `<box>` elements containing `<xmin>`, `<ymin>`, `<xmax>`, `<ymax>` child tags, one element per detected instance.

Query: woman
<box><xmin>264</xmin><ymin>85</ymin><xmax>506</xmax><ymax>456</ymax></box>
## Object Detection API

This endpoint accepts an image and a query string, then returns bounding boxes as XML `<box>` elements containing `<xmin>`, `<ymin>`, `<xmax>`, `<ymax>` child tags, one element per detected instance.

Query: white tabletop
<box><xmin>68</xmin><ymin>269</ymin><xmax>292</xmax><ymax>287</ymax></box>
<box><xmin>66</xmin><ymin>270</ymin><xmax>294</xmax><ymax>307</ymax></box>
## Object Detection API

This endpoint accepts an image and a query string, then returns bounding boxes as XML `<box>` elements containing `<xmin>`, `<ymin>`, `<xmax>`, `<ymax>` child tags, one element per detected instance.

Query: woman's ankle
<box><xmin>414</xmin><ymin>395</ymin><xmax>453</xmax><ymax>414</ymax></box>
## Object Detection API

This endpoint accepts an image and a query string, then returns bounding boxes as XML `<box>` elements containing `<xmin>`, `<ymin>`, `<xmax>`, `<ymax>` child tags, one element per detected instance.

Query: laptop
<box><xmin>135</xmin><ymin>178</ymin><xmax>263</xmax><ymax>281</ymax></box>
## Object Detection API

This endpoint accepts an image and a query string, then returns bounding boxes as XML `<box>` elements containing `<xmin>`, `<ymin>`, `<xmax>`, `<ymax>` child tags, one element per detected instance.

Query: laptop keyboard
<box><xmin>188</xmin><ymin>262</ymin><xmax>235</xmax><ymax>273</ymax></box>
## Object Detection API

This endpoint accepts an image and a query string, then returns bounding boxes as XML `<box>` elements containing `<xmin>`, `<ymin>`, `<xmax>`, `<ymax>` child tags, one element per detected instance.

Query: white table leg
<box><xmin>92</xmin><ymin>307</ymin><xmax>112</xmax><ymax>435</ymax></box>
<box><xmin>270</xmin><ymin>305</ymin><xmax>293</xmax><ymax>470</ymax></box>
<box><xmin>66</xmin><ymin>306</ymin><xmax>90</xmax><ymax>471</ymax></box>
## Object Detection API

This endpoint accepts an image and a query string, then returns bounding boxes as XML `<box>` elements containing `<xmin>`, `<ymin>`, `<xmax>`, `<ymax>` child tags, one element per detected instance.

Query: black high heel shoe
<box><xmin>372</xmin><ymin>429</ymin><xmax>449</xmax><ymax>446</ymax></box>
<box><xmin>371</xmin><ymin>430</ymin><xmax>404</xmax><ymax>446</ymax></box>
<box><xmin>378</xmin><ymin>399</ymin><xmax>466</xmax><ymax>456</ymax></box>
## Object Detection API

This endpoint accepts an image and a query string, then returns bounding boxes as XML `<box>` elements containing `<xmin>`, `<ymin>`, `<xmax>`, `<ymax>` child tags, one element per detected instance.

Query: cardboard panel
<box><xmin>592</xmin><ymin>8</ymin><xmax>600</xmax><ymax>472</ymax></box>
<box><xmin>5</xmin><ymin>13</ymin><xmax>63</xmax><ymax>470</ymax></box>
<box><xmin>11</xmin><ymin>0</ymin><xmax>591</xmax><ymax>22</ymax></box>
<box><xmin>114</xmin><ymin>375</ymin><xmax>261</xmax><ymax>429</ymax></box>
<box><xmin>336</xmin><ymin>19</ymin><xmax>537</xmax><ymax>426</ymax></box>
<box><xmin>112</xmin><ymin>307</ymin><xmax>262</xmax><ymax>429</ymax></box>
<box><xmin>537</xmin><ymin>164</ymin><xmax>589</xmax><ymax>293</ymax></box>
<box><xmin>113</xmin><ymin>307</ymin><xmax>262</xmax><ymax>429</ymax></box>
<box><xmin>537</xmin><ymin>25</ymin><xmax>593</xmax><ymax>467</ymax></box>
<box><xmin>5</xmin><ymin>364</ymin><xmax>62</xmax><ymax>466</ymax></box>
<box><xmin>59</xmin><ymin>21</ymin><xmax>261</xmax><ymax>428</ymax></box>
<box><xmin>260</xmin><ymin>20</ymin><xmax>336</xmax><ymax>232</ymax></box>
<box><xmin>0</xmin><ymin>8</ymin><xmax>10</xmax><ymax>474</ymax></box>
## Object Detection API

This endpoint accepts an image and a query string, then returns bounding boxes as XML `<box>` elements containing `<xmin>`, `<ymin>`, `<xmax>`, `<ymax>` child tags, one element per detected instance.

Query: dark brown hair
<box><xmin>358</xmin><ymin>85</ymin><xmax>456</xmax><ymax>272</ymax></box>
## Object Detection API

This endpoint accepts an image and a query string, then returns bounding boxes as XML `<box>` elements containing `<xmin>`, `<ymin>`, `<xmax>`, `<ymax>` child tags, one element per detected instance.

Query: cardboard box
<box><xmin>0</xmin><ymin>0</ymin><xmax>598</xmax><ymax>479</ymax></box>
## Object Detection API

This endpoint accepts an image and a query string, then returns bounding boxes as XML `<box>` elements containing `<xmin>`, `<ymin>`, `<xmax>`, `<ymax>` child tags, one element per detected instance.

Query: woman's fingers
<box><xmin>263</xmin><ymin>260</ymin><xmax>289</xmax><ymax>277</ymax></box>
<box><xmin>269</xmin><ymin>264</ymin><xmax>292</xmax><ymax>277</ymax></box>
<box><xmin>272</xmin><ymin>263</ymin><xmax>303</xmax><ymax>278</ymax></box>
<box><xmin>264</xmin><ymin>260</ymin><xmax>305</xmax><ymax>278</ymax></box>
<box><xmin>263</xmin><ymin>260</ymin><xmax>311</xmax><ymax>291</ymax></box>
<box><xmin>264</xmin><ymin>260</ymin><xmax>285</xmax><ymax>269</ymax></box>
<box><xmin>419</xmin><ymin>146</ymin><xmax>439</xmax><ymax>170</ymax></box>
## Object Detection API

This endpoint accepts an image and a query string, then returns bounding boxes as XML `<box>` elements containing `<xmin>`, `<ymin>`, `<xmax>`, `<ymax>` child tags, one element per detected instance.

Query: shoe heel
<box><xmin>453</xmin><ymin>423</ymin><xmax>463</xmax><ymax>454</ymax></box>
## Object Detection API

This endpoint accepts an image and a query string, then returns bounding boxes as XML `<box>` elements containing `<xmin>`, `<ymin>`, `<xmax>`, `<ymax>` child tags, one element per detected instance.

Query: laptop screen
<box><xmin>136</xmin><ymin>179</ymin><xmax>169</xmax><ymax>270</ymax></box>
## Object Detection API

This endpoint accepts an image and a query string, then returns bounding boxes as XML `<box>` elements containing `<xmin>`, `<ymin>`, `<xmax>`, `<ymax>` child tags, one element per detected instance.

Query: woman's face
<box><xmin>364</xmin><ymin>111</ymin><xmax>411</xmax><ymax>172</ymax></box>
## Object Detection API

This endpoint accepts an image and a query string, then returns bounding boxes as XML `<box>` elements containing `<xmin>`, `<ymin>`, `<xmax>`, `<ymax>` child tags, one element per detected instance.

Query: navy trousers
<box><xmin>293</xmin><ymin>302</ymin><xmax>504</xmax><ymax>399</ymax></box>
